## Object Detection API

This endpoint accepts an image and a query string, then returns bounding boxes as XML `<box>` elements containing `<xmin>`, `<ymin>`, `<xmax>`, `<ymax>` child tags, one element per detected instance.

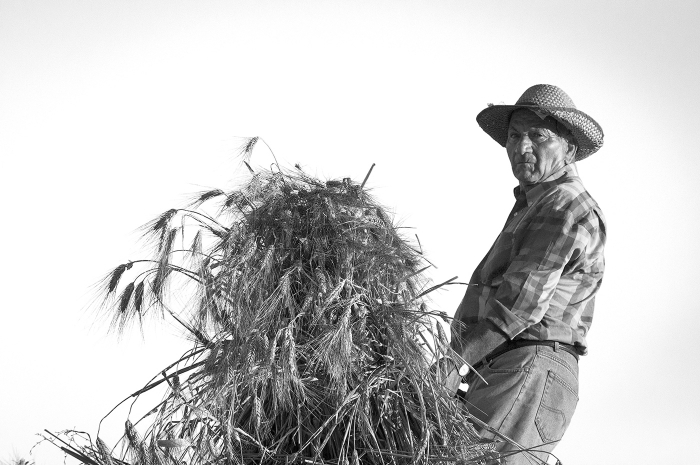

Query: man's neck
<box><xmin>518</xmin><ymin>162</ymin><xmax>578</xmax><ymax>192</ymax></box>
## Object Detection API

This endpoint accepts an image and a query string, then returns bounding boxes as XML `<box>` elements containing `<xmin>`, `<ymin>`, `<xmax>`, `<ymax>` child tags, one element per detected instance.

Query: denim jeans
<box><xmin>463</xmin><ymin>344</ymin><xmax>579</xmax><ymax>464</ymax></box>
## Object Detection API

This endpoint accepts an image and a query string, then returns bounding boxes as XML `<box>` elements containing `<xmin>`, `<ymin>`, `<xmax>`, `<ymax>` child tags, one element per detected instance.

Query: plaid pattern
<box><xmin>452</xmin><ymin>165</ymin><xmax>606</xmax><ymax>355</ymax></box>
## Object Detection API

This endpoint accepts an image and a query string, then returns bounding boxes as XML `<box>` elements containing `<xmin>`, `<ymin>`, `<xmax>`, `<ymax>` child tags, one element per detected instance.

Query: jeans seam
<box><xmin>486</xmin><ymin>367</ymin><xmax>530</xmax><ymax>374</ymax></box>
<box><xmin>536</xmin><ymin>371</ymin><xmax>565</xmax><ymax>442</ymax></box>
<box><xmin>486</xmin><ymin>347</ymin><xmax>534</xmax><ymax>373</ymax></box>
<box><xmin>493</xmin><ymin>357</ymin><xmax>535</xmax><ymax>435</ymax></box>
<box><xmin>548</xmin><ymin>370</ymin><xmax>578</xmax><ymax>398</ymax></box>
<box><xmin>535</xmin><ymin>370</ymin><xmax>579</xmax><ymax>443</ymax></box>
<box><xmin>538</xmin><ymin>352</ymin><xmax>578</xmax><ymax>380</ymax></box>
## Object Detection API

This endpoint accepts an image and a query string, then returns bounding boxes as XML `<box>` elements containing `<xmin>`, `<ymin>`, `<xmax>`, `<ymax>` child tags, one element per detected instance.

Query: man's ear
<box><xmin>565</xmin><ymin>142</ymin><xmax>578</xmax><ymax>164</ymax></box>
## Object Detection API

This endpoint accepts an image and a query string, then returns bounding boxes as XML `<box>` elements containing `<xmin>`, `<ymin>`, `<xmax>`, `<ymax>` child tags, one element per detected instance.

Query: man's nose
<box><xmin>515</xmin><ymin>134</ymin><xmax>532</xmax><ymax>154</ymax></box>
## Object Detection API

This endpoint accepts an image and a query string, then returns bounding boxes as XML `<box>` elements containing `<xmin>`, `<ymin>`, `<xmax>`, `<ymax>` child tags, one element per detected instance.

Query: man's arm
<box><xmin>479</xmin><ymin>196</ymin><xmax>591</xmax><ymax>340</ymax></box>
<box><xmin>444</xmin><ymin>192</ymin><xmax>591</xmax><ymax>394</ymax></box>
<box><xmin>452</xmin><ymin>319</ymin><xmax>508</xmax><ymax>366</ymax></box>
<box><xmin>442</xmin><ymin>319</ymin><xmax>507</xmax><ymax>396</ymax></box>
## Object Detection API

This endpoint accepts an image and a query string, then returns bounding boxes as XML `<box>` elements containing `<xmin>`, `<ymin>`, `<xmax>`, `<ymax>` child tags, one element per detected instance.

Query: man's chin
<box><xmin>513</xmin><ymin>170</ymin><xmax>539</xmax><ymax>185</ymax></box>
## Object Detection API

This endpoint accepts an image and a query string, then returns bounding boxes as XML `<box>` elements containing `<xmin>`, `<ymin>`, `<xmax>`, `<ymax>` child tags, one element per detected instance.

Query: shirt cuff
<box><xmin>484</xmin><ymin>298</ymin><xmax>531</xmax><ymax>340</ymax></box>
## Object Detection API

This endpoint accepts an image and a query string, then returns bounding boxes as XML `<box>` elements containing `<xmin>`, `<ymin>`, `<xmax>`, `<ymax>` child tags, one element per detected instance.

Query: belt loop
<box><xmin>553</xmin><ymin>341</ymin><xmax>559</xmax><ymax>352</ymax></box>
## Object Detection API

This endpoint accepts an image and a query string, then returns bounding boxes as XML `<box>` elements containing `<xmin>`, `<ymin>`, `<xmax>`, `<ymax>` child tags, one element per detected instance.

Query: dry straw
<box><xmin>48</xmin><ymin>141</ymin><xmax>501</xmax><ymax>464</ymax></box>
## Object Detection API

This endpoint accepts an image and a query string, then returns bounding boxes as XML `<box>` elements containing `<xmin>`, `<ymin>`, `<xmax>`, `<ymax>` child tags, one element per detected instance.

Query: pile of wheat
<box><xmin>51</xmin><ymin>159</ymin><xmax>497</xmax><ymax>464</ymax></box>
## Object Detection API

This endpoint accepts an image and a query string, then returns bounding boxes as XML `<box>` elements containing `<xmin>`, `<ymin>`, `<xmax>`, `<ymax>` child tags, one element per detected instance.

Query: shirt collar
<box><xmin>513</xmin><ymin>163</ymin><xmax>579</xmax><ymax>206</ymax></box>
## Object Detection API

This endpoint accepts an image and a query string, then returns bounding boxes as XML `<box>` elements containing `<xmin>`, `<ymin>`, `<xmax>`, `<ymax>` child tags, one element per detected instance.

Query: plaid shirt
<box><xmin>452</xmin><ymin>164</ymin><xmax>606</xmax><ymax>355</ymax></box>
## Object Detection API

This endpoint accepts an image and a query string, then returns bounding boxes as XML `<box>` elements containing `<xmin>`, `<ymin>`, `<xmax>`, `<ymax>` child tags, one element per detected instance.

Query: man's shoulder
<box><xmin>542</xmin><ymin>176</ymin><xmax>603</xmax><ymax>219</ymax></box>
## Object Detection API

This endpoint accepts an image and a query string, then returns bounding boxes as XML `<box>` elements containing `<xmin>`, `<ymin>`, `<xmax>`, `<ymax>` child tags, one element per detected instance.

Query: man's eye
<box><xmin>508</xmin><ymin>133</ymin><xmax>519</xmax><ymax>139</ymax></box>
<box><xmin>531</xmin><ymin>132</ymin><xmax>546</xmax><ymax>139</ymax></box>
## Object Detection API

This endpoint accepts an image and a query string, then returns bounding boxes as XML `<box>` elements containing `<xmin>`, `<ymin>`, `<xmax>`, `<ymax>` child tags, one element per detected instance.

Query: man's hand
<box><xmin>451</xmin><ymin>319</ymin><xmax>508</xmax><ymax>370</ymax></box>
<box><xmin>435</xmin><ymin>357</ymin><xmax>465</xmax><ymax>397</ymax></box>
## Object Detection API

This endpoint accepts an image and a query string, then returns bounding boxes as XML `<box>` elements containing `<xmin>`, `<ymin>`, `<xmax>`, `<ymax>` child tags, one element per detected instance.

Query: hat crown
<box><xmin>515</xmin><ymin>84</ymin><xmax>576</xmax><ymax>109</ymax></box>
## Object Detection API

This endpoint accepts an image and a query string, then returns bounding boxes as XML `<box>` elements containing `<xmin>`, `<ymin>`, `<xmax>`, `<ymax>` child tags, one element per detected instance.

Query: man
<box><xmin>443</xmin><ymin>84</ymin><xmax>606</xmax><ymax>464</ymax></box>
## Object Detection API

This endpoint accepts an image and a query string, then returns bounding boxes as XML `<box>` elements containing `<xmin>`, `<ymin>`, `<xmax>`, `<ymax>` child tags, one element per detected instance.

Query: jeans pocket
<box><xmin>487</xmin><ymin>347</ymin><xmax>532</xmax><ymax>373</ymax></box>
<box><xmin>535</xmin><ymin>370</ymin><xmax>579</xmax><ymax>444</ymax></box>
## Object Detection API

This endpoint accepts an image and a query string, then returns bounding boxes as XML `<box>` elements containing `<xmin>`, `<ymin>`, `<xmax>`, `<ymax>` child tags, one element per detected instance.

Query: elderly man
<box><xmin>443</xmin><ymin>84</ymin><xmax>606</xmax><ymax>463</ymax></box>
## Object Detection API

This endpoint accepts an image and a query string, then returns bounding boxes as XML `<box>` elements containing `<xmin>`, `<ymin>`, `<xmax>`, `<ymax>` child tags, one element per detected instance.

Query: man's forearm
<box><xmin>451</xmin><ymin>319</ymin><xmax>508</xmax><ymax>366</ymax></box>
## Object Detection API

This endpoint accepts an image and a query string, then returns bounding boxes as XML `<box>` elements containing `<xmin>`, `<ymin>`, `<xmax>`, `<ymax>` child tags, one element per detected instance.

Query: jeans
<box><xmin>462</xmin><ymin>344</ymin><xmax>579</xmax><ymax>464</ymax></box>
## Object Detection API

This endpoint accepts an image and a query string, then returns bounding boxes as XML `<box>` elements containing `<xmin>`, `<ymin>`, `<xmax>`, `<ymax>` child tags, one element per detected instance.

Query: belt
<box><xmin>474</xmin><ymin>340</ymin><xmax>580</xmax><ymax>370</ymax></box>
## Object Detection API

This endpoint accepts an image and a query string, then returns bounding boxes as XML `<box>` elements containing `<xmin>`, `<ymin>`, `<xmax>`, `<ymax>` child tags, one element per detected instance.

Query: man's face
<box><xmin>506</xmin><ymin>109</ymin><xmax>576</xmax><ymax>187</ymax></box>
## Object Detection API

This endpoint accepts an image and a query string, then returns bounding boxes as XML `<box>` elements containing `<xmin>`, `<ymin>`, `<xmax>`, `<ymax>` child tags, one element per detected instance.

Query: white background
<box><xmin>2</xmin><ymin>1</ymin><xmax>699</xmax><ymax>464</ymax></box>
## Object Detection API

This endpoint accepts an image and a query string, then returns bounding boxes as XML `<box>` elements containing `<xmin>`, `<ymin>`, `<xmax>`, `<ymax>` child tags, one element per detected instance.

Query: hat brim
<box><xmin>476</xmin><ymin>104</ymin><xmax>604</xmax><ymax>160</ymax></box>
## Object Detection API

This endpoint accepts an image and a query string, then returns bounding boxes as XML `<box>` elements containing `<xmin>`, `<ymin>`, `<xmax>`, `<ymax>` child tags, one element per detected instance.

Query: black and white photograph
<box><xmin>1</xmin><ymin>1</ymin><xmax>698</xmax><ymax>464</ymax></box>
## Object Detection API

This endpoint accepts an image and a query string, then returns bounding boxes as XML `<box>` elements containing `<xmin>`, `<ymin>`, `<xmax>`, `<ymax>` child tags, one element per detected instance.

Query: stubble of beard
<box><xmin>513</xmin><ymin>162</ymin><xmax>539</xmax><ymax>184</ymax></box>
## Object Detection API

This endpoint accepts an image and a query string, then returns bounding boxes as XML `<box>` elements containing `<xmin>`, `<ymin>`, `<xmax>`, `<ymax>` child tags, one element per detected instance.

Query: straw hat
<box><xmin>476</xmin><ymin>84</ymin><xmax>604</xmax><ymax>160</ymax></box>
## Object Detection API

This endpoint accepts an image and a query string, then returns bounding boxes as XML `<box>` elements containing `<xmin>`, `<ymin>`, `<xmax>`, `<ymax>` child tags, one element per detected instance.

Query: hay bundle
<box><xmin>56</xmin><ymin>161</ymin><xmax>497</xmax><ymax>464</ymax></box>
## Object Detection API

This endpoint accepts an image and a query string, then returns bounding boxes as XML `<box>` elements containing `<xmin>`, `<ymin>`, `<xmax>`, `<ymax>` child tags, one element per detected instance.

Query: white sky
<box><xmin>2</xmin><ymin>1</ymin><xmax>699</xmax><ymax>464</ymax></box>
